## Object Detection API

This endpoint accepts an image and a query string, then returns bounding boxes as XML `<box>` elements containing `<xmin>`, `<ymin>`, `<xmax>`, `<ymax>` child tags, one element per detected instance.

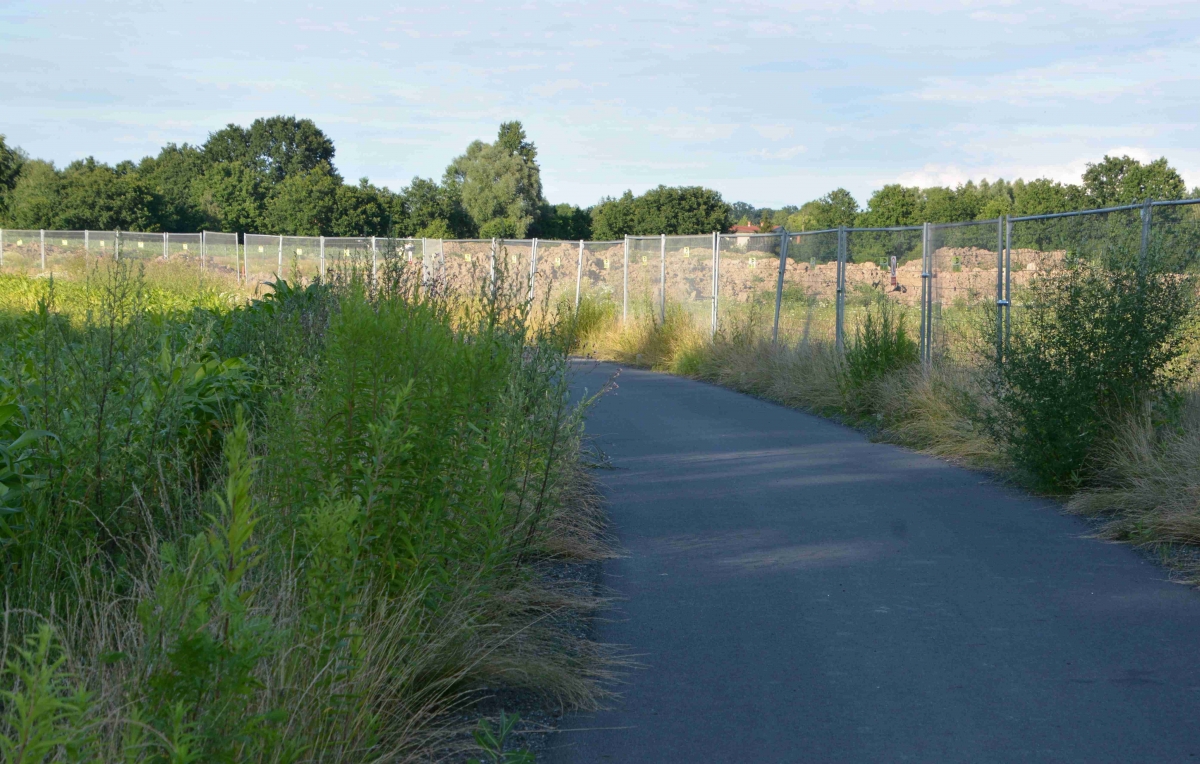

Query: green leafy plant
<box><xmin>468</xmin><ymin>711</ymin><xmax>534</xmax><ymax>764</ymax></box>
<box><xmin>989</xmin><ymin>256</ymin><xmax>1197</xmax><ymax>491</ymax></box>
<box><xmin>0</xmin><ymin>624</ymin><xmax>95</xmax><ymax>763</ymax></box>
<box><xmin>841</xmin><ymin>297</ymin><xmax>919</xmax><ymax>413</ymax></box>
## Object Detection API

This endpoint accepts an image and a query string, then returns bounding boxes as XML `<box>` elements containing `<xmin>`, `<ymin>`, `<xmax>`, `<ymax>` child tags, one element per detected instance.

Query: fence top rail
<box><xmin>927</xmin><ymin>217</ymin><xmax>1002</xmax><ymax>230</ymax></box>
<box><xmin>1150</xmin><ymin>197</ymin><xmax>1200</xmax><ymax>209</ymax></box>
<box><xmin>845</xmin><ymin>225</ymin><xmax>924</xmax><ymax>233</ymax></box>
<box><xmin>1009</xmin><ymin>202</ymin><xmax>1144</xmax><ymax>223</ymax></box>
<box><xmin>788</xmin><ymin>227</ymin><xmax>840</xmax><ymax>236</ymax></box>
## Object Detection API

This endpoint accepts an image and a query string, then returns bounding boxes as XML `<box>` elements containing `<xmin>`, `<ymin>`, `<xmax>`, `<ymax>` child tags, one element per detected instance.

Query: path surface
<box><xmin>546</xmin><ymin>362</ymin><xmax>1200</xmax><ymax>763</ymax></box>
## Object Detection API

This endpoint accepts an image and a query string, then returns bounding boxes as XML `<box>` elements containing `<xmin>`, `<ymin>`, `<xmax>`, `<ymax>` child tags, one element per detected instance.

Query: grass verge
<box><xmin>0</xmin><ymin>255</ymin><xmax>617</xmax><ymax>761</ymax></box>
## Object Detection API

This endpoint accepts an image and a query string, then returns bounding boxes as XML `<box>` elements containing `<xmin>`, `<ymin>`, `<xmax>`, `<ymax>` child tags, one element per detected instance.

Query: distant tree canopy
<box><xmin>0</xmin><ymin>125</ymin><xmax>1192</xmax><ymax>241</ymax></box>
<box><xmin>0</xmin><ymin>118</ymin><xmax>591</xmax><ymax>239</ymax></box>
<box><xmin>732</xmin><ymin>155</ymin><xmax>1192</xmax><ymax>234</ymax></box>
<box><xmin>590</xmin><ymin>186</ymin><xmax>732</xmax><ymax>238</ymax></box>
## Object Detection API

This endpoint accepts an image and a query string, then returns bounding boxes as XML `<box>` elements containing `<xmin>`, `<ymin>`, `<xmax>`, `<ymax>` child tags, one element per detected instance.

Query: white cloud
<box><xmin>753</xmin><ymin>124</ymin><xmax>794</xmax><ymax>141</ymax></box>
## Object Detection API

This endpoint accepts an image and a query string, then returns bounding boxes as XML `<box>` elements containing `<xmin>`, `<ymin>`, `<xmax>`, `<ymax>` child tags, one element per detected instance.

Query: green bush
<box><xmin>990</xmin><ymin>256</ymin><xmax>1197</xmax><ymax>491</ymax></box>
<box><xmin>841</xmin><ymin>297</ymin><xmax>919</xmax><ymax>412</ymax></box>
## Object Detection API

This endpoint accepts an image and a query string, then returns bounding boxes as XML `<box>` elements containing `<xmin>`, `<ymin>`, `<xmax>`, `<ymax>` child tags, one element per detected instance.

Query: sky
<box><xmin>2</xmin><ymin>0</ymin><xmax>1199</xmax><ymax>209</ymax></box>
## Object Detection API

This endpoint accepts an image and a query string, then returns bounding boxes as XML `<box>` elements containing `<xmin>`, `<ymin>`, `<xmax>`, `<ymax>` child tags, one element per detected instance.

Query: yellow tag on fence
<box><xmin>138</xmin><ymin>242</ymin><xmax>145</xmax><ymax>248</ymax></box>
<box><xmin>99</xmin><ymin>241</ymin><xmax>105</xmax><ymax>247</ymax></box>
<box><xmin>296</xmin><ymin>248</ymin><xmax>303</xmax><ymax>255</ymax></box>
<box><xmin>16</xmin><ymin>239</ymin><xmax>23</xmax><ymax>245</ymax></box>
<box><xmin>183</xmin><ymin>243</ymin><xmax>188</xmax><ymax>250</ymax></box>
<box><xmin>749</xmin><ymin>257</ymin><xmax>757</xmax><ymax>269</ymax></box>
<box><xmin>554</xmin><ymin>257</ymin><xmax>561</xmax><ymax>266</ymax></box>
<box><xmin>259</xmin><ymin>246</ymin><xmax>264</xmax><ymax>253</ymax></box>
<box><xmin>62</xmin><ymin>240</ymin><xmax>68</xmax><ymax>246</ymax></box>
<box><xmin>603</xmin><ymin>258</ymin><xmax>610</xmax><ymax>269</ymax></box>
<box><xmin>465</xmin><ymin>254</ymin><xmax>472</xmax><ymax>262</ymax></box>
<box><xmin>683</xmin><ymin>247</ymin><xmax>690</xmax><ymax>257</ymax></box>
<box><xmin>641</xmin><ymin>255</ymin><xmax>647</xmax><ymax>264</ymax></box>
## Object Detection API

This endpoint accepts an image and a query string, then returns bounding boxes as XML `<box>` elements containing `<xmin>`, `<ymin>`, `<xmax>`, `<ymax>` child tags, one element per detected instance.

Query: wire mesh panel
<box><xmin>717</xmin><ymin>232</ymin><xmax>780</xmax><ymax>335</ymax></box>
<box><xmin>663</xmin><ymin>234</ymin><xmax>714</xmax><ymax>333</ymax></box>
<box><xmin>244</xmin><ymin>234</ymin><xmax>282</xmax><ymax>285</ymax></box>
<box><xmin>927</xmin><ymin>219</ymin><xmax>1001</xmax><ymax>360</ymax></box>
<box><xmin>440</xmin><ymin>240</ymin><xmax>493</xmax><ymax>297</ymax></box>
<box><xmin>324</xmin><ymin>237</ymin><xmax>375</xmax><ymax>284</ymax></box>
<box><xmin>43</xmin><ymin>230</ymin><xmax>89</xmax><ymax>271</ymax></box>
<box><xmin>532</xmin><ymin>240</ymin><xmax>580</xmax><ymax>314</ymax></box>
<box><xmin>627</xmin><ymin>237</ymin><xmax>662</xmax><ymax>319</ymax></box>
<box><xmin>778</xmin><ymin>230</ymin><xmax>839</xmax><ymax>345</ymax></box>
<box><xmin>88</xmin><ymin>231</ymin><xmax>117</xmax><ymax>260</ymax></box>
<box><xmin>843</xmin><ymin>227</ymin><xmax>923</xmax><ymax>345</ymax></box>
<box><xmin>1007</xmin><ymin>206</ymin><xmax>1146</xmax><ymax>348</ymax></box>
<box><xmin>495</xmin><ymin>239</ymin><xmax>534</xmax><ymax>302</ymax></box>
<box><xmin>120</xmin><ymin>231</ymin><xmax>166</xmax><ymax>261</ymax></box>
<box><xmin>279</xmin><ymin>236</ymin><xmax>321</xmax><ymax>281</ymax></box>
<box><xmin>1148</xmin><ymin>200</ymin><xmax>1200</xmax><ymax>273</ymax></box>
<box><xmin>0</xmin><ymin>230</ymin><xmax>42</xmax><ymax>273</ymax></box>
<box><xmin>580</xmin><ymin>240</ymin><xmax>624</xmax><ymax>320</ymax></box>
<box><xmin>166</xmin><ymin>233</ymin><xmax>203</xmax><ymax>262</ymax></box>
<box><xmin>202</xmin><ymin>232</ymin><xmax>239</xmax><ymax>278</ymax></box>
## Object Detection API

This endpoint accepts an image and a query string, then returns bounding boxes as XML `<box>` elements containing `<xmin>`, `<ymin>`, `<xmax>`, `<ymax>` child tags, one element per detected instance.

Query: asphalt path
<box><xmin>545</xmin><ymin>361</ymin><xmax>1200</xmax><ymax>763</ymax></box>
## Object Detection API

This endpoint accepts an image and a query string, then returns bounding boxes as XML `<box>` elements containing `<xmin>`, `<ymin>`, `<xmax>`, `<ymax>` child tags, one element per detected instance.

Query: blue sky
<box><xmin>2</xmin><ymin>0</ymin><xmax>1198</xmax><ymax>208</ymax></box>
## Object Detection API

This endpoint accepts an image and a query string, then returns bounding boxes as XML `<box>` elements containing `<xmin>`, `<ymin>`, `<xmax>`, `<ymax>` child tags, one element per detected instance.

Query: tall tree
<box><xmin>444</xmin><ymin>121</ymin><xmax>543</xmax><ymax>237</ymax></box>
<box><xmin>1082</xmin><ymin>155</ymin><xmax>1186</xmax><ymax>206</ymax></box>
<box><xmin>137</xmin><ymin>143</ymin><xmax>208</xmax><ymax>231</ymax></box>
<box><xmin>787</xmin><ymin>188</ymin><xmax>858</xmax><ymax>231</ymax></box>
<box><xmin>263</xmin><ymin>162</ymin><xmax>341</xmax><ymax>235</ymax></box>
<box><xmin>4</xmin><ymin>160</ymin><xmax>60</xmax><ymax>228</ymax></box>
<box><xmin>56</xmin><ymin>158</ymin><xmax>160</xmax><ymax>231</ymax></box>
<box><xmin>857</xmin><ymin>184</ymin><xmax>923</xmax><ymax>227</ymax></box>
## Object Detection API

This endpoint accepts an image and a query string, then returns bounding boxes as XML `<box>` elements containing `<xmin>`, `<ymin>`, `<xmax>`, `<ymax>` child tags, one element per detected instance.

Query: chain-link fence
<box><xmin>4</xmin><ymin>200</ymin><xmax>1199</xmax><ymax>360</ymax></box>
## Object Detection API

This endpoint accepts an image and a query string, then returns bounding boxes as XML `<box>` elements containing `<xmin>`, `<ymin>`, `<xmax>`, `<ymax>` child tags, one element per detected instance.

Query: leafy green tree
<box><xmin>248</xmin><ymin>116</ymin><xmax>336</xmax><ymax>184</ymax></box>
<box><xmin>592</xmin><ymin>185</ymin><xmax>730</xmax><ymax>237</ymax></box>
<box><xmin>445</xmin><ymin>121</ymin><xmax>543</xmax><ymax>237</ymax></box>
<box><xmin>0</xmin><ymin>134</ymin><xmax>24</xmax><ymax>220</ymax></box>
<box><xmin>787</xmin><ymin>188</ymin><xmax>858</xmax><ymax>230</ymax></box>
<box><xmin>857</xmin><ymin>184</ymin><xmax>922</xmax><ymax>227</ymax></box>
<box><xmin>397</xmin><ymin>177</ymin><xmax>471</xmax><ymax>238</ymax></box>
<box><xmin>1011</xmin><ymin>178</ymin><xmax>1086</xmax><ymax>216</ymax></box>
<box><xmin>136</xmin><ymin>143</ymin><xmax>208</xmax><ymax>231</ymax></box>
<box><xmin>333</xmin><ymin>179</ymin><xmax>391</xmax><ymax>236</ymax></box>
<box><xmin>1082</xmin><ymin>155</ymin><xmax>1186</xmax><ymax>206</ymax></box>
<box><xmin>263</xmin><ymin>162</ymin><xmax>340</xmax><ymax>235</ymax></box>
<box><xmin>195</xmin><ymin>162</ymin><xmax>268</xmax><ymax>233</ymax></box>
<box><xmin>4</xmin><ymin>160</ymin><xmax>59</xmax><ymax>228</ymax></box>
<box><xmin>56</xmin><ymin>158</ymin><xmax>160</xmax><ymax>231</ymax></box>
<box><xmin>534</xmin><ymin>202</ymin><xmax>591</xmax><ymax>240</ymax></box>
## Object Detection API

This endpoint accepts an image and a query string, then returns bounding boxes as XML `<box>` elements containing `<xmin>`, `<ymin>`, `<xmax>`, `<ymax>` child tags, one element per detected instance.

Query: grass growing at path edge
<box><xmin>0</xmin><ymin>255</ymin><xmax>617</xmax><ymax>761</ymax></box>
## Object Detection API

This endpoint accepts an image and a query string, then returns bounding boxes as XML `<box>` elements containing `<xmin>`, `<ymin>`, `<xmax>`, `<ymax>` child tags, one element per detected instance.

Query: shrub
<box><xmin>989</xmin><ymin>256</ymin><xmax>1197</xmax><ymax>491</ymax></box>
<box><xmin>841</xmin><ymin>297</ymin><xmax>919</xmax><ymax>413</ymax></box>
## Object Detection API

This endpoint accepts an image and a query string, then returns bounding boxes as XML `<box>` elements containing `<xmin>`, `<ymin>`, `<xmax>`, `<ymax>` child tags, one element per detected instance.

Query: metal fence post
<box><xmin>371</xmin><ymin>236</ymin><xmax>377</xmax><ymax>281</ymax></box>
<box><xmin>622</xmin><ymin>235</ymin><xmax>629</xmax><ymax>323</ymax></box>
<box><xmin>660</xmin><ymin>233</ymin><xmax>666</xmax><ymax>323</ymax></box>
<box><xmin>115</xmin><ymin>230</ymin><xmax>120</xmax><ymax>260</ymax></box>
<box><xmin>490</xmin><ymin>238</ymin><xmax>497</xmax><ymax>296</ymax></box>
<box><xmin>773</xmin><ymin>228</ymin><xmax>789</xmax><ymax>344</ymax></box>
<box><xmin>575</xmin><ymin>240</ymin><xmax>584</xmax><ymax>309</ymax></box>
<box><xmin>835</xmin><ymin>226</ymin><xmax>846</xmax><ymax>353</ymax></box>
<box><xmin>0</xmin><ymin>228</ymin><xmax>4</xmax><ymax>266</ymax></box>
<box><xmin>200</xmin><ymin>231</ymin><xmax>205</xmax><ymax>269</ymax></box>
<box><xmin>529</xmin><ymin>237</ymin><xmax>538</xmax><ymax>304</ymax></box>
<box><xmin>995</xmin><ymin>217</ymin><xmax>1006</xmax><ymax>363</ymax></box>
<box><xmin>319</xmin><ymin>236</ymin><xmax>325</xmax><ymax>278</ymax></box>
<box><xmin>1140</xmin><ymin>198</ymin><xmax>1152</xmax><ymax>270</ymax></box>
<box><xmin>84</xmin><ymin>229</ymin><xmax>88</xmax><ymax>255</ymax></box>
<box><xmin>277</xmin><ymin>235</ymin><xmax>283</xmax><ymax>277</ymax></box>
<box><xmin>162</xmin><ymin>232</ymin><xmax>168</xmax><ymax>260</ymax></box>
<box><xmin>40</xmin><ymin>229</ymin><xmax>45</xmax><ymax>271</ymax></box>
<box><xmin>712</xmin><ymin>231</ymin><xmax>720</xmax><ymax>338</ymax></box>
<box><xmin>919</xmin><ymin>223</ymin><xmax>931</xmax><ymax>365</ymax></box>
<box><xmin>1004</xmin><ymin>217</ymin><xmax>1012</xmax><ymax>353</ymax></box>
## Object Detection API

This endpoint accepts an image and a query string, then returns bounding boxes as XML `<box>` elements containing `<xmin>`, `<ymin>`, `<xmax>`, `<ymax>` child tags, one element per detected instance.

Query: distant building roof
<box><xmin>729</xmin><ymin>224</ymin><xmax>781</xmax><ymax>234</ymax></box>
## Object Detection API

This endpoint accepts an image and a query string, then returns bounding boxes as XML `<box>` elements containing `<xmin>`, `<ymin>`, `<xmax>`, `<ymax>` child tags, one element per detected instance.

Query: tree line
<box><xmin>0</xmin><ymin>117</ymin><xmax>1192</xmax><ymax>239</ymax></box>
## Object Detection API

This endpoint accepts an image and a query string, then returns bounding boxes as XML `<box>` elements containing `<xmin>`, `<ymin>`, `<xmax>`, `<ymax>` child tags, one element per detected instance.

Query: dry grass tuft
<box><xmin>1067</xmin><ymin>389</ymin><xmax>1200</xmax><ymax>577</ymax></box>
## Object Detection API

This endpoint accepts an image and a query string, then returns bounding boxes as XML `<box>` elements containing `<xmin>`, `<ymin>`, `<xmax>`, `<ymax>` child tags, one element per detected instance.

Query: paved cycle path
<box><xmin>546</xmin><ymin>361</ymin><xmax>1200</xmax><ymax>763</ymax></box>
